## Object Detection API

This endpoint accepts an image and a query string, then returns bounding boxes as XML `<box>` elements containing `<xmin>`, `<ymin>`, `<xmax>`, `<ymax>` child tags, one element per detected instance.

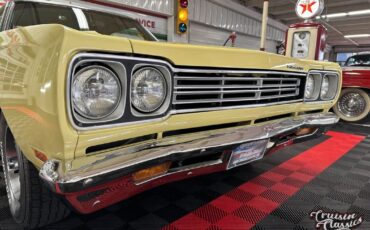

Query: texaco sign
<box><xmin>295</xmin><ymin>0</ymin><xmax>324</xmax><ymax>20</ymax></box>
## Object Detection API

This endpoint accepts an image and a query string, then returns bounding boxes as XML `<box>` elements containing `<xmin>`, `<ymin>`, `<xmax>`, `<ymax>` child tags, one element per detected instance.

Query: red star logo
<box><xmin>300</xmin><ymin>1</ymin><xmax>317</xmax><ymax>14</ymax></box>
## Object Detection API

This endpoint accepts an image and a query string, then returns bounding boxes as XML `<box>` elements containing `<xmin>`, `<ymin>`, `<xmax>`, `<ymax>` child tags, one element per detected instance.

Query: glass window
<box><xmin>336</xmin><ymin>52</ymin><xmax>356</xmax><ymax>67</ymax></box>
<box><xmin>83</xmin><ymin>10</ymin><xmax>154</xmax><ymax>41</ymax></box>
<box><xmin>13</xmin><ymin>2</ymin><xmax>79</xmax><ymax>29</ymax></box>
<box><xmin>11</xmin><ymin>2</ymin><xmax>155</xmax><ymax>41</ymax></box>
<box><xmin>345</xmin><ymin>54</ymin><xmax>370</xmax><ymax>67</ymax></box>
<box><xmin>12</xmin><ymin>2</ymin><xmax>38</xmax><ymax>27</ymax></box>
<box><xmin>35</xmin><ymin>4</ymin><xmax>79</xmax><ymax>30</ymax></box>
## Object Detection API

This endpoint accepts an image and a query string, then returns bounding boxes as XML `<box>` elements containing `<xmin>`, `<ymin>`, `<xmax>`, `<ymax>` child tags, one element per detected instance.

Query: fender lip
<box><xmin>39</xmin><ymin>112</ymin><xmax>339</xmax><ymax>194</ymax></box>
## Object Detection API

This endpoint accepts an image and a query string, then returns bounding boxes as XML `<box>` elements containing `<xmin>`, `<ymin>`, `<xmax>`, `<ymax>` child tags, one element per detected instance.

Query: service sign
<box><xmin>295</xmin><ymin>0</ymin><xmax>324</xmax><ymax>20</ymax></box>
<box><xmin>135</xmin><ymin>14</ymin><xmax>168</xmax><ymax>41</ymax></box>
<box><xmin>0</xmin><ymin>0</ymin><xmax>7</xmax><ymax>6</ymax></box>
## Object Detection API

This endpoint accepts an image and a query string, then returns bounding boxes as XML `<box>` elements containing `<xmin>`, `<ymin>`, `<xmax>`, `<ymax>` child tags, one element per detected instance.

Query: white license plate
<box><xmin>227</xmin><ymin>139</ymin><xmax>268</xmax><ymax>169</ymax></box>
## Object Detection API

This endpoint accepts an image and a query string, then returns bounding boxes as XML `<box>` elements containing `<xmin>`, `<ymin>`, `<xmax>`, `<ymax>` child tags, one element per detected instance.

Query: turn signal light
<box><xmin>132</xmin><ymin>162</ymin><xmax>172</xmax><ymax>184</ymax></box>
<box><xmin>34</xmin><ymin>149</ymin><xmax>48</xmax><ymax>162</ymax></box>
<box><xmin>295</xmin><ymin>128</ymin><xmax>316</xmax><ymax>136</ymax></box>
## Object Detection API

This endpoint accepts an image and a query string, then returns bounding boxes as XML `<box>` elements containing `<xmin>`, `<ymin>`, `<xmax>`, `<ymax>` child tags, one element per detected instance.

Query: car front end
<box><xmin>0</xmin><ymin>0</ymin><xmax>342</xmax><ymax>219</ymax></box>
<box><xmin>31</xmin><ymin>30</ymin><xmax>342</xmax><ymax>213</ymax></box>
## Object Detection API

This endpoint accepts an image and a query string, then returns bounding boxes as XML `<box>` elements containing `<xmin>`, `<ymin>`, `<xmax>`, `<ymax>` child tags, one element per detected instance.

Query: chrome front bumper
<box><xmin>40</xmin><ymin>113</ymin><xmax>339</xmax><ymax>193</ymax></box>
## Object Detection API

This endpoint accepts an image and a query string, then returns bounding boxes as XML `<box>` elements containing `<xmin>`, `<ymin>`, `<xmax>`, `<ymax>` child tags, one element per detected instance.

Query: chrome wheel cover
<box><xmin>338</xmin><ymin>92</ymin><xmax>367</xmax><ymax>118</ymax></box>
<box><xmin>1</xmin><ymin>128</ymin><xmax>21</xmax><ymax>216</ymax></box>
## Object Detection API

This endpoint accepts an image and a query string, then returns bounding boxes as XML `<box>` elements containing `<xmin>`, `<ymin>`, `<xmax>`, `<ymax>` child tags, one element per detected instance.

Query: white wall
<box><xmin>103</xmin><ymin>0</ymin><xmax>174</xmax><ymax>16</ymax></box>
<box><xmin>187</xmin><ymin>0</ymin><xmax>287</xmax><ymax>52</ymax></box>
<box><xmin>189</xmin><ymin>22</ymin><xmax>277</xmax><ymax>52</ymax></box>
<box><xmin>190</xmin><ymin>0</ymin><xmax>286</xmax><ymax>42</ymax></box>
<box><xmin>99</xmin><ymin>0</ymin><xmax>288</xmax><ymax>52</ymax></box>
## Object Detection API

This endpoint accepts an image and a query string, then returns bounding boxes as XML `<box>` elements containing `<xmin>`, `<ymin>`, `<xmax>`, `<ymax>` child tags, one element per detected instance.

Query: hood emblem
<box><xmin>286</xmin><ymin>65</ymin><xmax>304</xmax><ymax>71</ymax></box>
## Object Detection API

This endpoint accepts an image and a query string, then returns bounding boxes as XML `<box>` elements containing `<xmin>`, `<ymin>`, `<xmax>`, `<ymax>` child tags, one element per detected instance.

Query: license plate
<box><xmin>227</xmin><ymin>139</ymin><xmax>268</xmax><ymax>169</ymax></box>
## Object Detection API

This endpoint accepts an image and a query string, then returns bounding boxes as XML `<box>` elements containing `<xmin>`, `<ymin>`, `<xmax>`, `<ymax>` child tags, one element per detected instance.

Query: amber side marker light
<box><xmin>132</xmin><ymin>162</ymin><xmax>172</xmax><ymax>184</ymax></box>
<box><xmin>295</xmin><ymin>127</ymin><xmax>317</xmax><ymax>136</ymax></box>
<box><xmin>34</xmin><ymin>149</ymin><xmax>48</xmax><ymax>162</ymax></box>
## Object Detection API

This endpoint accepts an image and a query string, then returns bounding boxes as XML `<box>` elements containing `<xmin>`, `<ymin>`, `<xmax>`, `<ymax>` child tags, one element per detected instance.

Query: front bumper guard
<box><xmin>40</xmin><ymin>113</ymin><xmax>339</xmax><ymax>194</ymax></box>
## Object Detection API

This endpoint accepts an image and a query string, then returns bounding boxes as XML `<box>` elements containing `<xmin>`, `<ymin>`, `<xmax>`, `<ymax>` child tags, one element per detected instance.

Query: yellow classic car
<box><xmin>0</xmin><ymin>0</ymin><xmax>341</xmax><ymax>228</ymax></box>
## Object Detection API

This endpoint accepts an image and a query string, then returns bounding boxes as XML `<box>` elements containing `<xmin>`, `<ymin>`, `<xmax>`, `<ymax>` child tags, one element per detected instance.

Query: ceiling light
<box><xmin>323</xmin><ymin>13</ymin><xmax>348</xmax><ymax>19</ymax></box>
<box><xmin>344</xmin><ymin>34</ymin><xmax>370</xmax><ymax>38</ymax></box>
<box><xmin>348</xmin><ymin>9</ymin><xmax>370</xmax><ymax>16</ymax></box>
<box><xmin>316</xmin><ymin>9</ymin><xmax>370</xmax><ymax>19</ymax></box>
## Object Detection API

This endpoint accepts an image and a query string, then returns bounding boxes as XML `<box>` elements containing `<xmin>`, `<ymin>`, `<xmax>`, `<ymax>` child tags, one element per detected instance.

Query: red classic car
<box><xmin>334</xmin><ymin>53</ymin><xmax>370</xmax><ymax>122</ymax></box>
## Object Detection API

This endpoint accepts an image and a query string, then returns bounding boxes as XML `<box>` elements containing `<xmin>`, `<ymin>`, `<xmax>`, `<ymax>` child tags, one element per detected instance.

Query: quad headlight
<box><xmin>304</xmin><ymin>75</ymin><xmax>315</xmax><ymax>99</ymax></box>
<box><xmin>131</xmin><ymin>67</ymin><xmax>167</xmax><ymax>113</ymax></box>
<box><xmin>320</xmin><ymin>75</ymin><xmax>330</xmax><ymax>99</ymax></box>
<box><xmin>72</xmin><ymin>66</ymin><xmax>121</xmax><ymax>119</ymax></box>
<box><xmin>320</xmin><ymin>74</ymin><xmax>339</xmax><ymax>100</ymax></box>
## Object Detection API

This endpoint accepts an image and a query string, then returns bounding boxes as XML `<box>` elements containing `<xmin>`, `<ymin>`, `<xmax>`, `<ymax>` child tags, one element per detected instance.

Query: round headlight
<box><xmin>72</xmin><ymin>66</ymin><xmax>121</xmax><ymax>119</ymax></box>
<box><xmin>321</xmin><ymin>76</ymin><xmax>330</xmax><ymax>99</ymax></box>
<box><xmin>131</xmin><ymin>67</ymin><xmax>167</xmax><ymax>113</ymax></box>
<box><xmin>305</xmin><ymin>75</ymin><xmax>315</xmax><ymax>99</ymax></box>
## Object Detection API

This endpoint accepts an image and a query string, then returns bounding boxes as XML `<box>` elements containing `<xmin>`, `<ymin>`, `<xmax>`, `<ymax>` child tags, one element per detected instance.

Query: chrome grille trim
<box><xmin>173</xmin><ymin>74</ymin><xmax>304</xmax><ymax>110</ymax></box>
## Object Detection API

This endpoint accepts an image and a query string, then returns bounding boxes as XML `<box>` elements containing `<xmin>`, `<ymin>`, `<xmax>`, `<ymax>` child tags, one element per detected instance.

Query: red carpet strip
<box><xmin>162</xmin><ymin>131</ymin><xmax>365</xmax><ymax>230</ymax></box>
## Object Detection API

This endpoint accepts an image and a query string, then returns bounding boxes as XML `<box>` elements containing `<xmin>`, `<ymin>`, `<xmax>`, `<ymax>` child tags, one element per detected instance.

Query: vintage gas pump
<box><xmin>285</xmin><ymin>0</ymin><xmax>327</xmax><ymax>61</ymax></box>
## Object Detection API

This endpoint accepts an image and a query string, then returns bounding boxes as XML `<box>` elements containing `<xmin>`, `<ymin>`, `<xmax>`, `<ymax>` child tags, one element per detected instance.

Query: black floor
<box><xmin>0</xmin><ymin>122</ymin><xmax>369</xmax><ymax>230</ymax></box>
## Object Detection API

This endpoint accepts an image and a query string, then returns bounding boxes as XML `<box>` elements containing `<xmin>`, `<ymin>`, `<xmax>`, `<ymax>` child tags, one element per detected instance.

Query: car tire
<box><xmin>333</xmin><ymin>88</ymin><xmax>370</xmax><ymax>123</ymax></box>
<box><xmin>0</xmin><ymin>115</ymin><xmax>70</xmax><ymax>229</ymax></box>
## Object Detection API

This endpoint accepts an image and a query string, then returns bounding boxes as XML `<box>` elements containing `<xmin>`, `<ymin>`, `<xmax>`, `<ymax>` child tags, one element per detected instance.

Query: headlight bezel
<box><xmin>67</xmin><ymin>54</ymin><xmax>173</xmax><ymax>130</ymax></box>
<box><xmin>320</xmin><ymin>73</ymin><xmax>339</xmax><ymax>101</ymax></box>
<box><xmin>72</xmin><ymin>65</ymin><xmax>122</xmax><ymax>120</ymax></box>
<box><xmin>130</xmin><ymin>64</ymin><xmax>172</xmax><ymax>117</ymax></box>
<box><xmin>69</xmin><ymin>59</ymin><xmax>128</xmax><ymax>125</ymax></box>
<box><xmin>304</xmin><ymin>70</ymin><xmax>340</xmax><ymax>103</ymax></box>
<box><xmin>304</xmin><ymin>72</ymin><xmax>322</xmax><ymax>101</ymax></box>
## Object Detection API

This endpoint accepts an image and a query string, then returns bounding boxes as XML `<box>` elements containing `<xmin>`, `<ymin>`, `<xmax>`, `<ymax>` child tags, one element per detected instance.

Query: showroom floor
<box><xmin>0</xmin><ymin>123</ymin><xmax>369</xmax><ymax>230</ymax></box>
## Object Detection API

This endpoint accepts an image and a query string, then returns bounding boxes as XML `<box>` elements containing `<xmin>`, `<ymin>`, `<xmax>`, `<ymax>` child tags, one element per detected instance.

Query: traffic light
<box><xmin>176</xmin><ymin>0</ymin><xmax>189</xmax><ymax>34</ymax></box>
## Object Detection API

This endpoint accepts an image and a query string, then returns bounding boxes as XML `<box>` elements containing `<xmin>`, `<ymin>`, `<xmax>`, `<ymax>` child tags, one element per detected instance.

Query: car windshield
<box><xmin>11</xmin><ymin>2</ymin><xmax>156</xmax><ymax>41</ymax></box>
<box><xmin>345</xmin><ymin>55</ymin><xmax>370</xmax><ymax>67</ymax></box>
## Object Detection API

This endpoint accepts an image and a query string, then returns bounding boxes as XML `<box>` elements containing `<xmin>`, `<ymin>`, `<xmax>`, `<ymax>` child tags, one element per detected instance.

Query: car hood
<box><xmin>129</xmin><ymin>39</ymin><xmax>340</xmax><ymax>73</ymax></box>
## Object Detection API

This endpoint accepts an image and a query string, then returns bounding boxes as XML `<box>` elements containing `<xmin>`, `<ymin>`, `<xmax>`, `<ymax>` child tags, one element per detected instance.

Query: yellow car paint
<box><xmin>0</xmin><ymin>24</ymin><xmax>342</xmax><ymax>169</ymax></box>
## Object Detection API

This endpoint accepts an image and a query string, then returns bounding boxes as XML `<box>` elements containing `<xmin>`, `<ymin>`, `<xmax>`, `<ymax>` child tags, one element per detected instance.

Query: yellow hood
<box><xmin>129</xmin><ymin>40</ymin><xmax>340</xmax><ymax>73</ymax></box>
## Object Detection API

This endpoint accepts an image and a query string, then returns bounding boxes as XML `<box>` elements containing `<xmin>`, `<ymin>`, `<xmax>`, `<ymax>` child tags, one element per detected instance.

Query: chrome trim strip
<box><xmin>172</xmin><ymin>69</ymin><xmax>307</xmax><ymax>75</ymax></box>
<box><xmin>40</xmin><ymin>112</ymin><xmax>339</xmax><ymax>189</ymax></box>
<box><xmin>174</xmin><ymin>88</ymin><xmax>298</xmax><ymax>95</ymax></box>
<box><xmin>174</xmin><ymin>84</ymin><xmax>300</xmax><ymax>89</ymax></box>
<box><xmin>171</xmin><ymin>99</ymin><xmax>304</xmax><ymax>114</ymax></box>
<box><xmin>1</xmin><ymin>1</ymin><xmax>15</xmax><ymax>31</ymax></box>
<box><xmin>66</xmin><ymin>53</ymin><xmax>314</xmax><ymax>131</ymax></box>
<box><xmin>173</xmin><ymin>94</ymin><xmax>299</xmax><ymax>105</ymax></box>
<box><xmin>174</xmin><ymin>76</ymin><xmax>302</xmax><ymax>81</ymax></box>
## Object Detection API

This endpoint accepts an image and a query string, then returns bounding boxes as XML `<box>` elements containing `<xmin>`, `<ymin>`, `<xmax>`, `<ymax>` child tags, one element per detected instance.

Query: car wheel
<box><xmin>0</xmin><ymin>115</ymin><xmax>70</xmax><ymax>229</ymax></box>
<box><xmin>333</xmin><ymin>88</ymin><xmax>370</xmax><ymax>123</ymax></box>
